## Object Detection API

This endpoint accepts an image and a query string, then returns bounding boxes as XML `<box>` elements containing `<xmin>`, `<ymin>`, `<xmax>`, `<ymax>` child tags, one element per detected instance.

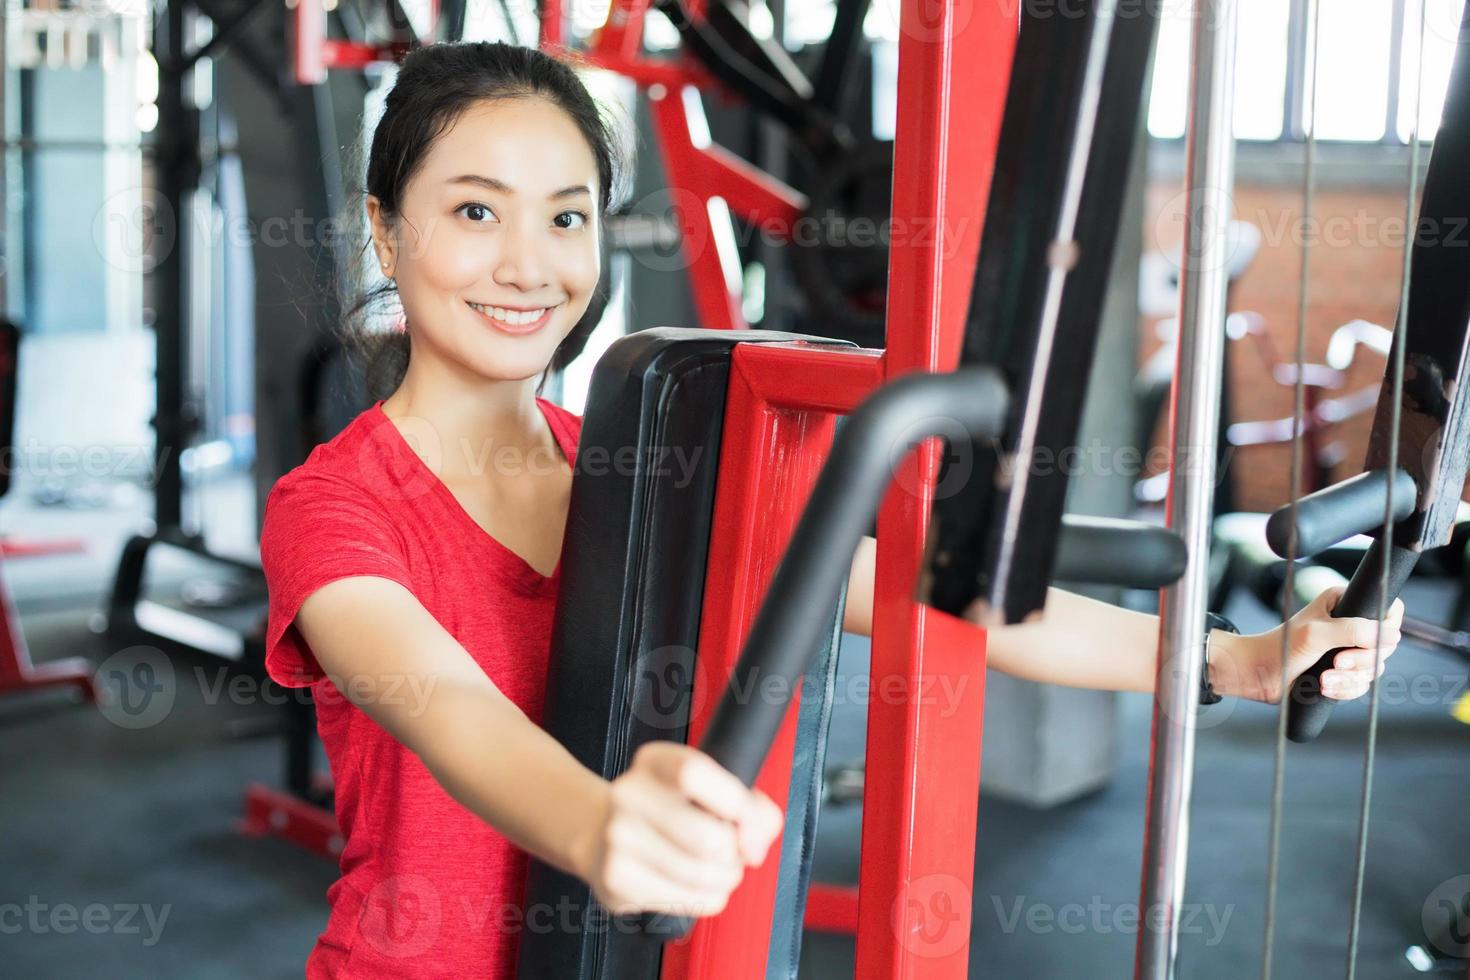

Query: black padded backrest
<box><xmin>517</xmin><ymin>327</ymin><xmax>853</xmax><ymax>980</ymax></box>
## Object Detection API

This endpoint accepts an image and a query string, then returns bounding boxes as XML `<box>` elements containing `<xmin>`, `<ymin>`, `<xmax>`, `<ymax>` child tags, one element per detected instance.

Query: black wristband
<box><xmin>1200</xmin><ymin>611</ymin><xmax>1239</xmax><ymax>706</ymax></box>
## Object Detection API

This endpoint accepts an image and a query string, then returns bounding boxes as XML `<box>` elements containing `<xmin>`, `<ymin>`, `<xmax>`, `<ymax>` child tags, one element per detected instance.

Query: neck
<box><xmin>380</xmin><ymin>354</ymin><xmax>554</xmax><ymax>483</ymax></box>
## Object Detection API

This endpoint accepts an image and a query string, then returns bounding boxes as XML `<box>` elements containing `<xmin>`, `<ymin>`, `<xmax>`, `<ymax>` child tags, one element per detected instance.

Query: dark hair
<box><xmin>339</xmin><ymin>41</ymin><xmax>630</xmax><ymax>400</ymax></box>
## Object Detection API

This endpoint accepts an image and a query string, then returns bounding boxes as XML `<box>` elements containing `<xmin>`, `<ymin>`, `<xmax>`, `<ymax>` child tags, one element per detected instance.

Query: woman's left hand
<box><xmin>1213</xmin><ymin>586</ymin><xmax>1405</xmax><ymax>704</ymax></box>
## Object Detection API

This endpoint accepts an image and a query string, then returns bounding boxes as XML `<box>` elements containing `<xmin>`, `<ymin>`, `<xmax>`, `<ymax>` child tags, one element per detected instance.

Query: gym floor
<box><xmin>6</xmin><ymin>474</ymin><xmax>1470</xmax><ymax>978</ymax></box>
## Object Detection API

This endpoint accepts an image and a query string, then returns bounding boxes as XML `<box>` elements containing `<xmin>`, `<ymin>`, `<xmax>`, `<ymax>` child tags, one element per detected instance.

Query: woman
<box><xmin>259</xmin><ymin>40</ymin><xmax>1403</xmax><ymax>978</ymax></box>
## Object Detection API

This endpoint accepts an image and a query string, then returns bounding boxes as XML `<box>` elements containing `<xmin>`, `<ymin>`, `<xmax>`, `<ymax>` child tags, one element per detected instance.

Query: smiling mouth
<box><xmin>466</xmin><ymin>301</ymin><xmax>559</xmax><ymax>335</ymax></box>
<box><xmin>467</xmin><ymin>301</ymin><xmax>558</xmax><ymax>323</ymax></box>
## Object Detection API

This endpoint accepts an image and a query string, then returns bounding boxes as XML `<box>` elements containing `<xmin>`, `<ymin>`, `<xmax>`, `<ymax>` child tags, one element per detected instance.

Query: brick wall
<box><xmin>1141</xmin><ymin>181</ymin><xmax>1416</xmax><ymax>513</ymax></box>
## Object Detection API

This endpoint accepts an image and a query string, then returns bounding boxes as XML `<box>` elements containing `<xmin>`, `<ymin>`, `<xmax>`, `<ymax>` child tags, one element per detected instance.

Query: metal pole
<box><xmin>153</xmin><ymin>0</ymin><xmax>194</xmax><ymax>532</ymax></box>
<box><xmin>1134</xmin><ymin>0</ymin><xmax>1237</xmax><ymax>977</ymax></box>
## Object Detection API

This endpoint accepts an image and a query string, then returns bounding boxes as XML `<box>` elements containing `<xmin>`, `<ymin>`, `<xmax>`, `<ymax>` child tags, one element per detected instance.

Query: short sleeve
<box><xmin>259</xmin><ymin>471</ymin><xmax>414</xmax><ymax>688</ymax></box>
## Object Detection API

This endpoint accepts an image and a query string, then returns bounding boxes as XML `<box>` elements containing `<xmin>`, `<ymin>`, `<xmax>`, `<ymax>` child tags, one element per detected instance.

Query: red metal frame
<box><xmin>642</xmin><ymin>82</ymin><xmax>806</xmax><ymax>331</ymax></box>
<box><xmin>576</xmin><ymin>0</ymin><xmax>809</xmax><ymax>332</ymax></box>
<box><xmin>0</xmin><ymin>558</ymin><xmax>95</xmax><ymax>703</ymax></box>
<box><xmin>239</xmin><ymin>781</ymin><xmax>345</xmax><ymax>857</ymax></box>
<box><xmin>0</xmin><ymin>538</ymin><xmax>84</xmax><ymax>558</ymax></box>
<box><xmin>293</xmin><ymin>0</ymin><xmax>424</xmax><ymax>85</ymax></box>
<box><xmin>803</xmin><ymin>881</ymin><xmax>859</xmax><ymax>934</ymax></box>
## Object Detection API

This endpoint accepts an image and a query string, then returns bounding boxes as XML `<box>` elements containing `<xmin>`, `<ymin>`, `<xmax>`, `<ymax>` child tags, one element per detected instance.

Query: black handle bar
<box><xmin>1264</xmin><ymin>468</ymin><xmax>1420</xmax><ymax>742</ymax></box>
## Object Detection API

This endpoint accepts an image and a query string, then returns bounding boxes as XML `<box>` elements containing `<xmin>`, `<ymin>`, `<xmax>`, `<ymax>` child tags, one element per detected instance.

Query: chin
<box><xmin>470</xmin><ymin>358</ymin><xmax>552</xmax><ymax>384</ymax></box>
<box><xmin>463</xmin><ymin>344</ymin><xmax>557</xmax><ymax>384</ymax></box>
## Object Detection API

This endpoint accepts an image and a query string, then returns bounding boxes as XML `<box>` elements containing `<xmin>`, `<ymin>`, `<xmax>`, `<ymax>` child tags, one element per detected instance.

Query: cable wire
<box><xmin>1344</xmin><ymin>2</ymin><xmax>1427</xmax><ymax>976</ymax></box>
<box><xmin>1261</xmin><ymin>0</ymin><xmax>1320</xmax><ymax>975</ymax></box>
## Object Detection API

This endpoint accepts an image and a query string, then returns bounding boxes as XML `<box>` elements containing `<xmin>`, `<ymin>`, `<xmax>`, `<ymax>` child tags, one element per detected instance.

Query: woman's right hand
<box><xmin>572</xmin><ymin>741</ymin><xmax>785</xmax><ymax>917</ymax></box>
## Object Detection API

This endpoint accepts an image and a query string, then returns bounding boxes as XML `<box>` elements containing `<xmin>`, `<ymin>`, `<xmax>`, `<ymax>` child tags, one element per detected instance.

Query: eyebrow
<box><xmin>446</xmin><ymin>174</ymin><xmax>592</xmax><ymax>201</ymax></box>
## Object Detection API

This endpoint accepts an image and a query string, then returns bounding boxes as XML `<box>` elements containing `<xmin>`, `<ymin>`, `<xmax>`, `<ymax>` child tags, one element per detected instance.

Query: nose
<box><xmin>491</xmin><ymin>220</ymin><xmax>552</xmax><ymax>292</ymax></box>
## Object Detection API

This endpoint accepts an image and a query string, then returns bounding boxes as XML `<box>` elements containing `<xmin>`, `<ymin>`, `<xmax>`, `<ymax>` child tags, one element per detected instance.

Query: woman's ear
<box><xmin>366</xmin><ymin>195</ymin><xmax>396</xmax><ymax>278</ymax></box>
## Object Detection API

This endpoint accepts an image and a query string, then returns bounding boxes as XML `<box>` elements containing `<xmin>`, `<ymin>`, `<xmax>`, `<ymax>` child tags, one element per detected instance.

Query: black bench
<box><xmin>518</xmin><ymin>328</ymin><xmax>853</xmax><ymax>980</ymax></box>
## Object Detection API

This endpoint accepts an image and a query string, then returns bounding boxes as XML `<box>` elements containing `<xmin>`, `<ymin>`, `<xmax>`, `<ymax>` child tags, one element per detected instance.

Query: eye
<box><xmin>456</xmin><ymin>202</ymin><xmax>496</xmax><ymax>223</ymax></box>
<box><xmin>555</xmin><ymin>210</ymin><xmax>590</xmax><ymax>231</ymax></box>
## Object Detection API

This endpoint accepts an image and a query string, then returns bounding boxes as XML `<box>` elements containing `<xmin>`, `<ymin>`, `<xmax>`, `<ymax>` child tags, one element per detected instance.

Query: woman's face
<box><xmin>370</xmin><ymin>96</ymin><xmax>602</xmax><ymax>384</ymax></box>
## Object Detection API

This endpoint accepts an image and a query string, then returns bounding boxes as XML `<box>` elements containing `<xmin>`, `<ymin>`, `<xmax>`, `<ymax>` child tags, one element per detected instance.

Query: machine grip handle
<box><xmin>1265</xmin><ymin>468</ymin><xmax>1417</xmax><ymax>559</ymax></box>
<box><xmin>1286</xmin><ymin>538</ymin><xmax>1417</xmax><ymax>743</ymax></box>
<box><xmin>1053</xmin><ymin>515</ymin><xmax>1187</xmax><ymax>589</ymax></box>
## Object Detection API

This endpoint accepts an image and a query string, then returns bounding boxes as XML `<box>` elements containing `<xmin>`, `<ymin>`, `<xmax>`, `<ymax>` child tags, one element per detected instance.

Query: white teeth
<box><xmin>468</xmin><ymin>302</ymin><xmax>549</xmax><ymax>326</ymax></box>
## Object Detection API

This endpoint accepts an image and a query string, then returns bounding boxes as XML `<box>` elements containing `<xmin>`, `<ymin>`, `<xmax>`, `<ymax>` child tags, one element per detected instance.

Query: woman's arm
<box><xmin>842</xmin><ymin>536</ymin><xmax>877</xmax><ymax>636</ymax></box>
<box><xmin>982</xmin><ymin>586</ymin><xmax>1168</xmax><ymax>694</ymax></box>
<box><xmin>984</xmin><ymin>585</ymin><xmax>1404</xmax><ymax>702</ymax></box>
<box><xmin>842</xmin><ymin>535</ymin><xmax>1403</xmax><ymax>703</ymax></box>
<box><xmin>842</xmin><ymin>546</ymin><xmax>1171</xmax><ymax>690</ymax></box>
<box><xmin>295</xmin><ymin>576</ymin><xmax>782</xmax><ymax>915</ymax></box>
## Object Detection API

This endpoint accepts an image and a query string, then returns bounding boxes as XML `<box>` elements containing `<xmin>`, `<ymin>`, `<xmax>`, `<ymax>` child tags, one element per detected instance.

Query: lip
<box><xmin>467</xmin><ymin>301</ymin><xmax>558</xmax><ymax>336</ymax></box>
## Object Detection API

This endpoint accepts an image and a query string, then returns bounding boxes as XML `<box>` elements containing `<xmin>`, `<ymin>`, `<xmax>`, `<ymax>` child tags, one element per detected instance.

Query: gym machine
<box><xmin>105</xmin><ymin>0</ymin><xmax>278</xmax><ymax>664</ymax></box>
<box><xmin>516</xmin><ymin>1</ymin><xmax>1199</xmax><ymax>977</ymax></box>
<box><xmin>101</xmin><ymin>0</ymin><xmax>374</xmax><ymax>853</ymax></box>
<box><xmin>0</xmin><ymin>10</ymin><xmax>95</xmax><ymax>706</ymax></box>
<box><xmin>0</xmin><ymin>318</ymin><xmax>95</xmax><ymax>704</ymax></box>
<box><xmin>523</xmin><ymin>0</ymin><xmax>1470</xmax><ymax>977</ymax></box>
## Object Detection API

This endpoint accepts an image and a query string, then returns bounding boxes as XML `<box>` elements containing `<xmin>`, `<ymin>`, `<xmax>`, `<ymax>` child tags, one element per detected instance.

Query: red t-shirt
<box><xmin>259</xmin><ymin>396</ymin><xmax>582</xmax><ymax>978</ymax></box>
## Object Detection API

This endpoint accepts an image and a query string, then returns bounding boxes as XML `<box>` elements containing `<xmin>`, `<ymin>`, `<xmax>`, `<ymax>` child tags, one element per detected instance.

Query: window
<box><xmin>1396</xmin><ymin>0</ymin><xmax>1460</xmax><ymax>140</ymax></box>
<box><xmin>1146</xmin><ymin>0</ymin><xmax>1461</xmax><ymax>142</ymax></box>
<box><xmin>1313</xmin><ymin>0</ymin><xmax>1394</xmax><ymax>140</ymax></box>
<box><xmin>778</xmin><ymin>0</ymin><xmax>1456</xmax><ymax>144</ymax></box>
